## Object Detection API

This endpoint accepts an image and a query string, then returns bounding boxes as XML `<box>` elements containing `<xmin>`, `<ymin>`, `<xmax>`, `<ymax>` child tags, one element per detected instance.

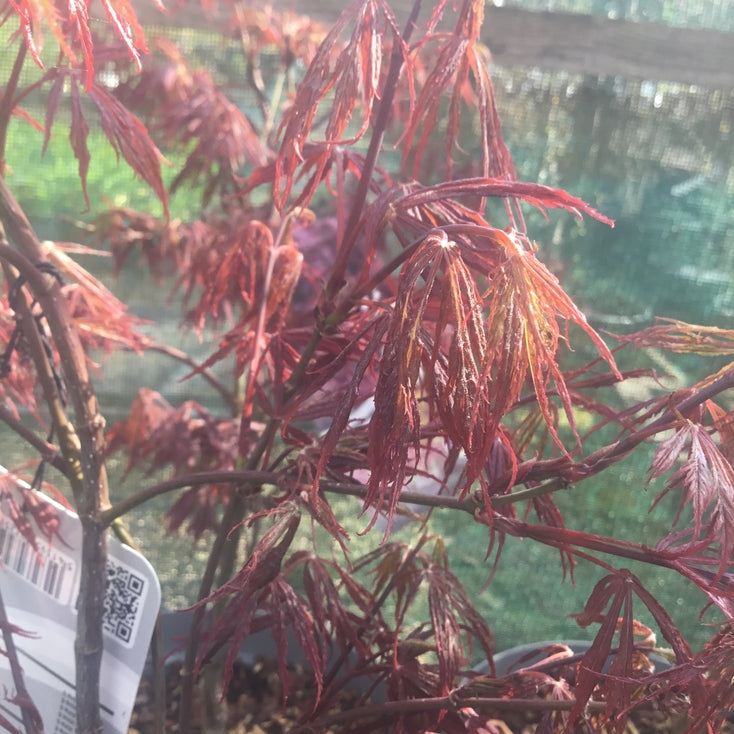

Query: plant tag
<box><xmin>0</xmin><ymin>468</ymin><xmax>161</xmax><ymax>734</ymax></box>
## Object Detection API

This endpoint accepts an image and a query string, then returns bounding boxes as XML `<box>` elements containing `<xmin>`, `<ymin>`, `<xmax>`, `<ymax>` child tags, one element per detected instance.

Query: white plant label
<box><xmin>0</xmin><ymin>468</ymin><xmax>161</xmax><ymax>734</ymax></box>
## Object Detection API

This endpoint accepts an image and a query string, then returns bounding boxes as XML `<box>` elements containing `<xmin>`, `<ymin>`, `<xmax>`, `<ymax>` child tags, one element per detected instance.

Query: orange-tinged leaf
<box><xmin>40</xmin><ymin>240</ymin><xmax>149</xmax><ymax>354</ymax></box>
<box><xmin>618</xmin><ymin>318</ymin><xmax>734</xmax><ymax>354</ymax></box>
<box><xmin>69</xmin><ymin>79</ymin><xmax>91</xmax><ymax>209</ymax></box>
<box><xmin>482</xmin><ymin>229</ymin><xmax>620</xmax><ymax>455</ymax></box>
<box><xmin>8</xmin><ymin>0</ymin><xmax>159</xmax><ymax>88</ymax></box>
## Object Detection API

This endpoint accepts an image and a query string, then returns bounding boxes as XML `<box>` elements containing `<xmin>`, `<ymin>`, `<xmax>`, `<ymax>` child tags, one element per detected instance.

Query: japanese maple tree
<box><xmin>0</xmin><ymin>0</ymin><xmax>732</xmax><ymax>732</ymax></box>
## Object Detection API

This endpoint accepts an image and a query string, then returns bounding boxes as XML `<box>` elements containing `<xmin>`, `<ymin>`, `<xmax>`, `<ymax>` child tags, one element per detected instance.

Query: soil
<box><xmin>128</xmin><ymin>659</ymin><xmax>734</xmax><ymax>734</ymax></box>
<box><xmin>129</xmin><ymin>657</ymin><xmax>360</xmax><ymax>734</ymax></box>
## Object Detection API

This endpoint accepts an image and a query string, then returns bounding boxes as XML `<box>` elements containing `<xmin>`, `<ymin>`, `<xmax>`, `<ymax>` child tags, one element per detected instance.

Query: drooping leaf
<box><xmin>424</xmin><ymin>561</ymin><xmax>494</xmax><ymax>696</ymax></box>
<box><xmin>87</xmin><ymin>81</ymin><xmax>169</xmax><ymax>217</ymax></box>
<box><xmin>310</xmin><ymin>314</ymin><xmax>387</xmax><ymax>504</ymax></box>
<box><xmin>288</xmin><ymin>551</ymin><xmax>373</xmax><ymax>659</ymax></box>
<box><xmin>188</xmin><ymin>503</ymin><xmax>301</xmax><ymax>693</ymax></box>
<box><xmin>39</xmin><ymin>241</ymin><xmax>149</xmax><ymax>355</ymax></box>
<box><xmin>119</xmin><ymin>41</ymin><xmax>269</xmax><ymax>203</ymax></box>
<box><xmin>0</xmin><ymin>295</ymin><xmax>43</xmax><ymax>417</ymax></box>
<box><xmin>403</xmin><ymin>0</ymin><xmax>514</xmax><ymax>184</ymax></box>
<box><xmin>618</xmin><ymin>318</ymin><xmax>734</xmax><ymax>355</ymax></box>
<box><xmin>267</xmin><ymin>576</ymin><xmax>325</xmax><ymax>704</ymax></box>
<box><xmin>68</xmin><ymin>78</ymin><xmax>91</xmax><ymax>209</ymax></box>
<box><xmin>272</xmin><ymin>0</ymin><xmax>407</xmax><ymax>210</ymax></box>
<box><xmin>649</xmin><ymin>420</ymin><xmax>734</xmax><ymax>580</ymax></box>
<box><xmin>480</xmin><ymin>229</ymin><xmax>620</xmax><ymax>455</ymax></box>
<box><xmin>569</xmin><ymin>569</ymin><xmax>693</xmax><ymax>732</ymax></box>
<box><xmin>6</xmin><ymin>0</ymin><xmax>161</xmax><ymax>89</ymax></box>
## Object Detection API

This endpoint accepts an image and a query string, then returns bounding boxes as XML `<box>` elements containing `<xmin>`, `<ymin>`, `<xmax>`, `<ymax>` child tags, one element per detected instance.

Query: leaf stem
<box><xmin>0</xmin><ymin>41</ymin><xmax>27</xmax><ymax>177</ymax></box>
<box><xmin>142</xmin><ymin>341</ymin><xmax>236</xmax><ymax>406</ymax></box>
<box><xmin>324</xmin><ymin>0</ymin><xmax>423</xmax><ymax>301</ymax></box>
<box><xmin>101</xmin><ymin>470</ymin><xmax>280</xmax><ymax>525</ymax></box>
<box><xmin>0</xmin><ymin>585</ymin><xmax>43</xmax><ymax>734</ymax></box>
<box><xmin>0</xmin><ymin>403</ymin><xmax>69</xmax><ymax>478</ymax></box>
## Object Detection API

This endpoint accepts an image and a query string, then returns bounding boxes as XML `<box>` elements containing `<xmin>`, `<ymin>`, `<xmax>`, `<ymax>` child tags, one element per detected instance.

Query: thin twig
<box><xmin>0</xmin><ymin>404</ymin><xmax>69</xmax><ymax>477</ymax></box>
<box><xmin>0</xmin><ymin>42</ymin><xmax>27</xmax><ymax>177</ymax></box>
<box><xmin>313</xmin><ymin>693</ymin><xmax>606</xmax><ymax>730</ymax></box>
<box><xmin>0</xmin><ymin>586</ymin><xmax>43</xmax><ymax>734</ymax></box>
<box><xmin>143</xmin><ymin>341</ymin><xmax>236</xmax><ymax>406</ymax></box>
<box><xmin>101</xmin><ymin>469</ymin><xmax>280</xmax><ymax>525</ymax></box>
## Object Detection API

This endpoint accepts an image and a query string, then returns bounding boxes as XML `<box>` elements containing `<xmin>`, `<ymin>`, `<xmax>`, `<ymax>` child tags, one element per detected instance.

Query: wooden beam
<box><xmin>482</xmin><ymin>6</ymin><xmax>734</xmax><ymax>88</ymax></box>
<box><xmin>135</xmin><ymin>2</ymin><xmax>734</xmax><ymax>89</ymax></box>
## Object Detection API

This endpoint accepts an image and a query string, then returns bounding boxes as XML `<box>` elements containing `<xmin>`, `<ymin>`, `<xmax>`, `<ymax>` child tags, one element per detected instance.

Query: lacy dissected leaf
<box><xmin>0</xmin><ymin>473</ymin><xmax>41</xmax><ymax>553</ymax></box>
<box><xmin>353</xmin><ymin>542</ymin><xmax>425</xmax><ymax>628</ymax></box>
<box><xmin>192</xmin><ymin>220</ymin><xmax>272</xmax><ymax>330</ymax></box>
<box><xmin>234</xmin><ymin>4</ymin><xmax>328</xmax><ymax>68</ymax></box>
<box><xmin>272</xmin><ymin>0</ymin><xmax>406</xmax><ymax>209</ymax></box>
<box><xmin>366</xmin><ymin>248</ymin><xmax>433</xmax><ymax>531</ymax></box>
<box><xmin>424</xmin><ymin>561</ymin><xmax>494</xmax><ymax>696</ymax></box>
<box><xmin>649</xmin><ymin>420</ymin><xmax>734</xmax><ymax>580</ymax></box>
<box><xmin>119</xmin><ymin>41</ymin><xmax>268</xmax><ymax>203</ymax></box>
<box><xmin>96</xmin><ymin>207</ymin><xmax>253</xmax><ymax>306</ymax></box>
<box><xmin>38</xmin><ymin>241</ymin><xmax>149</xmax><ymax>355</ymax></box>
<box><xmin>288</xmin><ymin>551</ymin><xmax>373</xmax><ymax>659</ymax></box>
<box><xmin>708</xmin><ymin>400</ymin><xmax>734</xmax><ymax>464</ymax></box>
<box><xmin>618</xmin><ymin>318</ymin><xmax>734</xmax><ymax>355</ymax></box>
<box><xmin>569</xmin><ymin>569</ymin><xmax>693</xmax><ymax>732</ymax></box>
<box><xmin>309</xmin><ymin>314</ymin><xmax>387</xmax><ymax>503</ymax></box>
<box><xmin>682</xmin><ymin>628</ymin><xmax>734</xmax><ymax>730</ymax></box>
<box><xmin>266</xmin><ymin>576</ymin><xmax>325</xmax><ymax>704</ymax></box>
<box><xmin>86</xmin><ymin>81</ymin><xmax>169</xmax><ymax>217</ymax></box>
<box><xmin>6</xmin><ymin>0</ymin><xmax>159</xmax><ymax>89</ymax></box>
<box><xmin>188</xmin><ymin>219</ymin><xmax>303</xmax><ymax>345</ymax></box>
<box><xmin>190</xmin><ymin>503</ymin><xmax>301</xmax><ymax>693</ymax></box>
<box><xmin>0</xmin><ymin>469</ymin><xmax>66</xmax><ymax>554</ymax></box>
<box><xmin>0</xmin><ymin>297</ymin><xmax>43</xmax><ymax>417</ymax></box>
<box><xmin>481</xmin><ymin>229</ymin><xmax>620</xmax><ymax>455</ymax></box>
<box><xmin>368</xmin><ymin>224</ymin><xmax>618</xmax><ymax>529</ymax></box>
<box><xmin>106</xmin><ymin>389</ymin><xmax>238</xmax><ymax>480</ymax></box>
<box><xmin>404</xmin><ymin>0</ymin><xmax>513</xmax><ymax>182</ymax></box>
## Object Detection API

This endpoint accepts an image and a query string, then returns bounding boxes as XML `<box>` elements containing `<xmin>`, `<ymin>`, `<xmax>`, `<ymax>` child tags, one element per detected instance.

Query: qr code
<box><xmin>102</xmin><ymin>558</ymin><xmax>146</xmax><ymax>647</ymax></box>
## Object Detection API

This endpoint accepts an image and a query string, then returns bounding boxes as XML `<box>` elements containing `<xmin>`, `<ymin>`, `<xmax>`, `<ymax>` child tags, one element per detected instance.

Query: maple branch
<box><xmin>319</xmin><ymin>476</ymin><xmax>568</xmax><ymax>513</ymax></box>
<box><xmin>324</xmin><ymin>0</ymin><xmax>422</xmax><ymax>301</ymax></box>
<box><xmin>0</xmin><ymin>404</ymin><xmax>69</xmax><ymax>477</ymax></box>
<box><xmin>0</xmin><ymin>586</ymin><xmax>43</xmax><ymax>734</ymax></box>
<box><xmin>178</xmin><ymin>420</ymin><xmax>280</xmax><ymax>734</ymax></box>
<box><xmin>101</xmin><ymin>469</ymin><xmax>280</xmax><ymax>525</ymax></box>
<box><xmin>579</xmin><ymin>363</ymin><xmax>734</xmax><ymax>477</ymax></box>
<box><xmin>351</xmin><ymin>230</ymin><xmax>426</xmax><ymax>301</ymax></box>
<box><xmin>0</xmin><ymin>179</ymin><xmax>109</xmax><ymax>733</ymax></box>
<box><xmin>494</xmin><ymin>516</ymin><xmax>684</xmax><ymax>573</ymax></box>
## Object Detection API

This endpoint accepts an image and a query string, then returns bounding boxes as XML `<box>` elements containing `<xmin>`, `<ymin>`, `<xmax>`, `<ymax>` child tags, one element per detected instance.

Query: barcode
<box><xmin>102</xmin><ymin>558</ymin><xmax>147</xmax><ymax>647</ymax></box>
<box><xmin>0</xmin><ymin>520</ymin><xmax>75</xmax><ymax>606</ymax></box>
<box><xmin>0</xmin><ymin>518</ymin><xmax>146</xmax><ymax>648</ymax></box>
<box><xmin>53</xmin><ymin>691</ymin><xmax>76</xmax><ymax>734</ymax></box>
